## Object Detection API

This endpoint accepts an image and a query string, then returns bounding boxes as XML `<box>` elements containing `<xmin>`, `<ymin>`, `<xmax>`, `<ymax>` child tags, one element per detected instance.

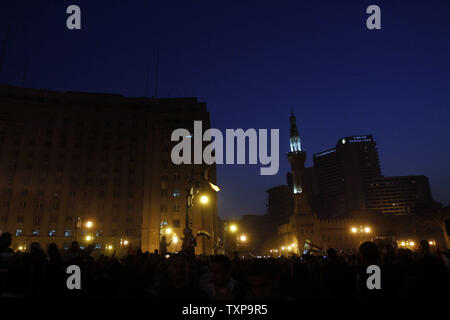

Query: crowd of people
<box><xmin>1</xmin><ymin>232</ymin><xmax>449</xmax><ymax>300</ymax></box>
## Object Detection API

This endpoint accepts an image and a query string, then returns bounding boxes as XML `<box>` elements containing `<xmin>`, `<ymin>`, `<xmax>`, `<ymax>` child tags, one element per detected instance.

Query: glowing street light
<box><xmin>239</xmin><ymin>234</ymin><xmax>247</xmax><ymax>242</ymax></box>
<box><xmin>351</xmin><ymin>227</ymin><xmax>357</xmax><ymax>233</ymax></box>
<box><xmin>123</xmin><ymin>240</ymin><xmax>129</xmax><ymax>246</ymax></box>
<box><xmin>229</xmin><ymin>224</ymin><xmax>237</xmax><ymax>232</ymax></box>
<box><xmin>165</xmin><ymin>228</ymin><xmax>172</xmax><ymax>235</ymax></box>
<box><xmin>364</xmin><ymin>227</ymin><xmax>371</xmax><ymax>233</ymax></box>
<box><xmin>107</xmin><ymin>245</ymin><xmax>113</xmax><ymax>250</ymax></box>
<box><xmin>200</xmin><ymin>195</ymin><xmax>209</xmax><ymax>204</ymax></box>
<box><xmin>173</xmin><ymin>235</ymin><xmax>179</xmax><ymax>244</ymax></box>
<box><xmin>85</xmin><ymin>235</ymin><xmax>92</xmax><ymax>241</ymax></box>
<box><xmin>85</xmin><ymin>221</ymin><xmax>93</xmax><ymax>228</ymax></box>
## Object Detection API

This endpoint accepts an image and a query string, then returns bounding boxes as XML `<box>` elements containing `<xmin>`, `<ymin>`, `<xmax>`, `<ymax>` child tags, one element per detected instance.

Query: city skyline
<box><xmin>0</xmin><ymin>0</ymin><xmax>449</xmax><ymax>219</ymax></box>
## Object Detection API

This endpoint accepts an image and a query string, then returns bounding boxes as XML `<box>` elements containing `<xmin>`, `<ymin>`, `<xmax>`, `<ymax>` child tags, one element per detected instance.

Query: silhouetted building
<box><xmin>313</xmin><ymin>135</ymin><xmax>382</xmax><ymax>217</ymax></box>
<box><xmin>266</xmin><ymin>185</ymin><xmax>293</xmax><ymax>226</ymax></box>
<box><xmin>366</xmin><ymin>175</ymin><xmax>433</xmax><ymax>215</ymax></box>
<box><xmin>0</xmin><ymin>85</ymin><xmax>217</xmax><ymax>254</ymax></box>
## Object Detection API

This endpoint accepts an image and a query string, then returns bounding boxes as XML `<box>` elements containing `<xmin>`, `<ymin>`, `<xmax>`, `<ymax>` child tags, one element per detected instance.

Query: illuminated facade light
<box><xmin>351</xmin><ymin>227</ymin><xmax>357</xmax><ymax>233</ymax></box>
<box><xmin>364</xmin><ymin>227</ymin><xmax>371</xmax><ymax>233</ymax></box>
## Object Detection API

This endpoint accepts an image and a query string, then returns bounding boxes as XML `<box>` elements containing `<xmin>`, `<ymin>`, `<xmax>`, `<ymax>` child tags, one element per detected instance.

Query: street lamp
<box><xmin>85</xmin><ymin>221</ymin><xmax>93</xmax><ymax>229</ymax></box>
<box><xmin>239</xmin><ymin>234</ymin><xmax>247</xmax><ymax>242</ymax></box>
<box><xmin>229</xmin><ymin>224</ymin><xmax>237</xmax><ymax>233</ymax></box>
<box><xmin>182</xmin><ymin>171</ymin><xmax>220</xmax><ymax>255</ymax></box>
<box><xmin>200</xmin><ymin>195</ymin><xmax>209</xmax><ymax>204</ymax></box>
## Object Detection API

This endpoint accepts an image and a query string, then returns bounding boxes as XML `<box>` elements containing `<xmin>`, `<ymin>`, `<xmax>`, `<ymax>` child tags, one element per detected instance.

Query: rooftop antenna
<box><xmin>0</xmin><ymin>25</ymin><xmax>11</xmax><ymax>75</ymax></box>
<box><xmin>154</xmin><ymin>48</ymin><xmax>159</xmax><ymax>98</ymax></box>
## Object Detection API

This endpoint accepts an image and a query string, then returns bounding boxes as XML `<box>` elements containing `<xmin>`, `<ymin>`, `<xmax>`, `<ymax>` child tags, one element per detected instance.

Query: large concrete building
<box><xmin>366</xmin><ymin>175</ymin><xmax>433</xmax><ymax>215</ymax></box>
<box><xmin>312</xmin><ymin>135</ymin><xmax>382</xmax><ymax>217</ymax></box>
<box><xmin>312</xmin><ymin>135</ymin><xmax>434</xmax><ymax>217</ymax></box>
<box><xmin>0</xmin><ymin>85</ymin><xmax>217</xmax><ymax>254</ymax></box>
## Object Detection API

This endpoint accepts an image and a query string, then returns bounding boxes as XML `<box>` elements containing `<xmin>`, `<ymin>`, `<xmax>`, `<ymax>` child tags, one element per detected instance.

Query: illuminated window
<box><xmin>173</xmin><ymin>189</ymin><xmax>181</xmax><ymax>197</ymax></box>
<box><xmin>16</xmin><ymin>229</ymin><xmax>23</xmax><ymax>237</ymax></box>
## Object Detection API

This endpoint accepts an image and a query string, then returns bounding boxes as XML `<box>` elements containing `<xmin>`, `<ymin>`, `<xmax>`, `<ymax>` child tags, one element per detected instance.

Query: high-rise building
<box><xmin>313</xmin><ymin>135</ymin><xmax>382</xmax><ymax>217</ymax></box>
<box><xmin>0</xmin><ymin>85</ymin><xmax>217</xmax><ymax>254</ymax></box>
<box><xmin>366</xmin><ymin>175</ymin><xmax>433</xmax><ymax>215</ymax></box>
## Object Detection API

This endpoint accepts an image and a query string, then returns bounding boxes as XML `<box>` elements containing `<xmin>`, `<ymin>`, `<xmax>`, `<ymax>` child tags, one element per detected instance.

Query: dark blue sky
<box><xmin>1</xmin><ymin>0</ymin><xmax>449</xmax><ymax>219</ymax></box>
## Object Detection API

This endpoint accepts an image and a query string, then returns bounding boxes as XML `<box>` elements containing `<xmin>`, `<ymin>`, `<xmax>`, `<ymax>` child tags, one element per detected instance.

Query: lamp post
<box><xmin>350</xmin><ymin>224</ymin><xmax>372</xmax><ymax>245</ymax></box>
<box><xmin>182</xmin><ymin>171</ymin><xmax>219</xmax><ymax>255</ymax></box>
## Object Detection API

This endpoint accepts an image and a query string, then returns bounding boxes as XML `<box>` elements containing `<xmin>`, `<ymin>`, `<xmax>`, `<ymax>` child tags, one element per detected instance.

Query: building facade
<box><xmin>366</xmin><ymin>175</ymin><xmax>433</xmax><ymax>215</ymax></box>
<box><xmin>0</xmin><ymin>85</ymin><xmax>217</xmax><ymax>254</ymax></box>
<box><xmin>313</xmin><ymin>135</ymin><xmax>382</xmax><ymax>217</ymax></box>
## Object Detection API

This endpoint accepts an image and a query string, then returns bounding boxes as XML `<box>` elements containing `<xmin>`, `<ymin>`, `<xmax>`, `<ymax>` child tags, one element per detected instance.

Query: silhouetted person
<box><xmin>26</xmin><ymin>242</ymin><xmax>48</xmax><ymax>297</ymax></box>
<box><xmin>405</xmin><ymin>240</ymin><xmax>449</xmax><ymax>300</ymax></box>
<box><xmin>0</xmin><ymin>232</ymin><xmax>13</xmax><ymax>255</ymax></box>
<box><xmin>46</xmin><ymin>243</ymin><xmax>65</xmax><ymax>296</ymax></box>
<box><xmin>201</xmin><ymin>255</ymin><xmax>247</xmax><ymax>300</ymax></box>
<box><xmin>245</xmin><ymin>259</ymin><xmax>289</xmax><ymax>300</ymax></box>
<box><xmin>66</xmin><ymin>241</ymin><xmax>81</xmax><ymax>263</ymax></box>
<box><xmin>159</xmin><ymin>253</ymin><xmax>208</xmax><ymax>300</ymax></box>
<box><xmin>322</xmin><ymin>248</ymin><xmax>354</xmax><ymax>300</ymax></box>
<box><xmin>159</xmin><ymin>235</ymin><xmax>171</xmax><ymax>256</ymax></box>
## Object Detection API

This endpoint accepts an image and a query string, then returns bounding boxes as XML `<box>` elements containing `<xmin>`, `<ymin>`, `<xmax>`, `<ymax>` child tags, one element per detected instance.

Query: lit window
<box><xmin>16</xmin><ymin>229</ymin><xmax>23</xmax><ymax>237</ymax></box>
<box><xmin>173</xmin><ymin>189</ymin><xmax>181</xmax><ymax>197</ymax></box>
<box><xmin>64</xmin><ymin>230</ymin><xmax>72</xmax><ymax>237</ymax></box>
<box><xmin>49</xmin><ymin>230</ymin><xmax>56</xmax><ymax>236</ymax></box>
<box><xmin>32</xmin><ymin>230</ymin><xmax>40</xmax><ymax>236</ymax></box>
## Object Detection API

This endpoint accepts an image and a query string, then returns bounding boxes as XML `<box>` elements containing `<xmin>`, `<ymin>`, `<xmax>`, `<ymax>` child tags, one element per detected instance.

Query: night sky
<box><xmin>0</xmin><ymin>0</ymin><xmax>449</xmax><ymax>219</ymax></box>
